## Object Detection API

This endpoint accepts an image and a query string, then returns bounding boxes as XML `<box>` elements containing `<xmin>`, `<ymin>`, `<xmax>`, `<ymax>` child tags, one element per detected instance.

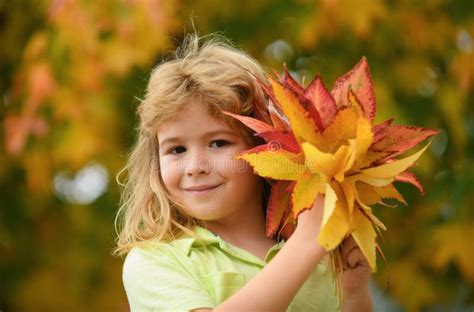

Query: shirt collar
<box><xmin>176</xmin><ymin>226</ymin><xmax>220</xmax><ymax>256</ymax></box>
<box><xmin>179</xmin><ymin>226</ymin><xmax>285</xmax><ymax>265</ymax></box>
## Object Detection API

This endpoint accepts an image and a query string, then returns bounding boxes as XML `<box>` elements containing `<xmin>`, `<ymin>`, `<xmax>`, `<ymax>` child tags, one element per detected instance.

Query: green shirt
<box><xmin>123</xmin><ymin>226</ymin><xmax>339</xmax><ymax>311</ymax></box>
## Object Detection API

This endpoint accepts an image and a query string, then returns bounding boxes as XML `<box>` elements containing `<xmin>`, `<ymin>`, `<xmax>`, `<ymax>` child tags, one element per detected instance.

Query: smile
<box><xmin>184</xmin><ymin>184</ymin><xmax>222</xmax><ymax>195</ymax></box>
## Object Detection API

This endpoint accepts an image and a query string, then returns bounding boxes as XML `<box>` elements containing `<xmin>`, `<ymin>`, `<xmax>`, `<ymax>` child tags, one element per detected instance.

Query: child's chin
<box><xmin>194</xmin><ymin>212</ymin><xmax>226</xmax><ymax>222</ymax></box>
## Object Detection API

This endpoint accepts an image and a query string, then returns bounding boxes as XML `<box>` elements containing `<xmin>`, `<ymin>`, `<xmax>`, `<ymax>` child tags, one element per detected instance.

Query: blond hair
<box><xmin>114</xmin><ymin>34</ymin><xmax>268</xmax><ymax>256</ymax></box>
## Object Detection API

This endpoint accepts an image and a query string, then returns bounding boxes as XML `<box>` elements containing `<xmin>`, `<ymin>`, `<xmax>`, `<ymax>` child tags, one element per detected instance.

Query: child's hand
<box><xmin>339</xmin><ymin>236</ymin><xmax>372</xmax><ymax>295</ymax></box>
<box><xmin>295</xmin><ymin>195</ymin><xmax>372</xmax><ymax>293</ymax></box>
<box><xmin>293</xmin><ymin>196</ymin><xmax>374</xmax><ymax>310</ymax></box>
<box><xmin>291</xmin><ymin>194</ymin><xmax>327</xmax><ymax>257</ymax></box>
<box><xmin>294</xmin><ymin>194</ymin><xmax>325</xmax><ymax>240</ymax></box>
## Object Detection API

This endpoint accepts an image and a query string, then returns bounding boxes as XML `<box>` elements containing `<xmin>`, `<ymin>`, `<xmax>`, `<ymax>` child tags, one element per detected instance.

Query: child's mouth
<box><xmin>184</xmin><ymin>184</ymin><xmax>221</xmax><ymax>195</ymax></box>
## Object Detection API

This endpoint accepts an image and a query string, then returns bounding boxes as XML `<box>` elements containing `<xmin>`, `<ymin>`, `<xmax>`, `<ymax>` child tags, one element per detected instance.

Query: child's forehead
<box><xmin>161</xmin><ymin>103</ymin><xmax>226</xmax><ymax>126</ymax></box>
<box><xmin>157</xmin><ymin>103</ymin><xmax>244</xmax><ymax>139</ymax></box>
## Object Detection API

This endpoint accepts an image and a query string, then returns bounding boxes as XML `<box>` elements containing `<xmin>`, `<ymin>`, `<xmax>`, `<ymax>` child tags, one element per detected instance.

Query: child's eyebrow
<box><xmin>204</xmin><ymin>130</ymin><xmax>240</xmax><ymax>138</ymax></box>
<box><xmin>159</xmin><ymin>130</ymin><xmax>240</xmax><ymax>146</ymax></box>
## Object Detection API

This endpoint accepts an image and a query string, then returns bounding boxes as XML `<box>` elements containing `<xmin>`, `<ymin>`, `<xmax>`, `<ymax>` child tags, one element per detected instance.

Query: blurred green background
<box><xmin>1</xmin><ymin>0</ymin><xmax>473</xmax><ymax>311</ymax></box>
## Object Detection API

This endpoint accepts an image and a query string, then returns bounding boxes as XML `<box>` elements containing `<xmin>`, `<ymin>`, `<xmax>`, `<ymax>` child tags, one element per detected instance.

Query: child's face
<box><xmin>157</xmin><ymin>103</ymin><xmax>262</xmax><ymax>223</ymax></box>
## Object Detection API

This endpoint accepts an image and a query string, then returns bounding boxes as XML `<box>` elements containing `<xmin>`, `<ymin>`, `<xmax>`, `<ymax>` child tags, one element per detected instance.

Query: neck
<box><xmin>204</xmin><ymin>204</ymin><xmax>275</xmax><ymax>248</ymax></box>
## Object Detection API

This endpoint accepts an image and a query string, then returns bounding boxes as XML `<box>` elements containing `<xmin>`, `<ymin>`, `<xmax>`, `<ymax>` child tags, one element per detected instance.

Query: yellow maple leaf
<box><xmin>228</xmin><ymin>58</ymin><xmax>439</xmax><ymax>275</ymax></box>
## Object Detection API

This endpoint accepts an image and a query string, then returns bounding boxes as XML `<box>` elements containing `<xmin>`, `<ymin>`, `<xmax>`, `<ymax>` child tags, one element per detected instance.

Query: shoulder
<box><xmin>123</xmin><ymin>239</ymin><xmax>194</xmax><ymax>281</ymax></box>
<box><xmin>123</xmin><ymin>227</ymin><xmax>216</xmax><ymax>280</ymax></box>
<box><xmin>122</xmin><ymin>239</ymin><xmax>216</xmax><ymax>310</ymax></box>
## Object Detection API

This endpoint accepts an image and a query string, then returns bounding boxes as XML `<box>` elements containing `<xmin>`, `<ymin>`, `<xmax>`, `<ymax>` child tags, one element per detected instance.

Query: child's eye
<box><xmin>168</xmin><ymin>146</ymin><xmax>186</xmax><ymax>155</ymax></box>
<box><xmin>210</xmin><ymin>140</ymin><xmax>230</xmax><ymax>148</ymax></box>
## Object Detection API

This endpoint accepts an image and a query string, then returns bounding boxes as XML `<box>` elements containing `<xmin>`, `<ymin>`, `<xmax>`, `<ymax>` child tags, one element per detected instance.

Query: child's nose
<box><xmin>184</xmin><ymin>153</ymin><xmax>210</xmax><ymax>176</ymax></box>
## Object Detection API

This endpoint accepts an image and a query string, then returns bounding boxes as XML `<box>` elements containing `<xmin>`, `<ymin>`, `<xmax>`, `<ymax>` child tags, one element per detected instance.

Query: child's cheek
<box><xmin>236</xmin><ymin>158</ymin><xmax>252</xmax><ymax>174</ymax></box>
<box><xmin>214</xmin><ymin>155</ymin><xmax>249</xmax><ymax>174</ymax></box>
<box><xmin>159</xmin><ymin>159</ymin><xmax>179</xmax><ymax>192</ymax></box>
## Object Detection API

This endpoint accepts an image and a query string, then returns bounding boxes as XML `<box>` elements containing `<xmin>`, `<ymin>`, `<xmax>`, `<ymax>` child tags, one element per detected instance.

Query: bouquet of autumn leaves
<box><xmin>225</xmin><ymin>58</ymin><xmax>439</xmax><ymax>275</ymax></box>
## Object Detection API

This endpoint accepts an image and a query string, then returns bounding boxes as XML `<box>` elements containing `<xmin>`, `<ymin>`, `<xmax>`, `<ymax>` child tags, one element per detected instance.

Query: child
<box><xmin>115</xmin><ymin>34</ymin><xmax>374</xmax><ymax>311</ymax></box>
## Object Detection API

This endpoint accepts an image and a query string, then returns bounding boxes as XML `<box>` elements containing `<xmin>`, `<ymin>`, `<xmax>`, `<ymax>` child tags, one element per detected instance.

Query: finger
<box><xmin>341</xmin><ymin>236</ymin><xmax>358</xmax><ymax>262</ymax></box>
<box><xmin>346</xmin><ymin>247</ymin><xmax>369</xmax><ymax>269</ymax></box>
